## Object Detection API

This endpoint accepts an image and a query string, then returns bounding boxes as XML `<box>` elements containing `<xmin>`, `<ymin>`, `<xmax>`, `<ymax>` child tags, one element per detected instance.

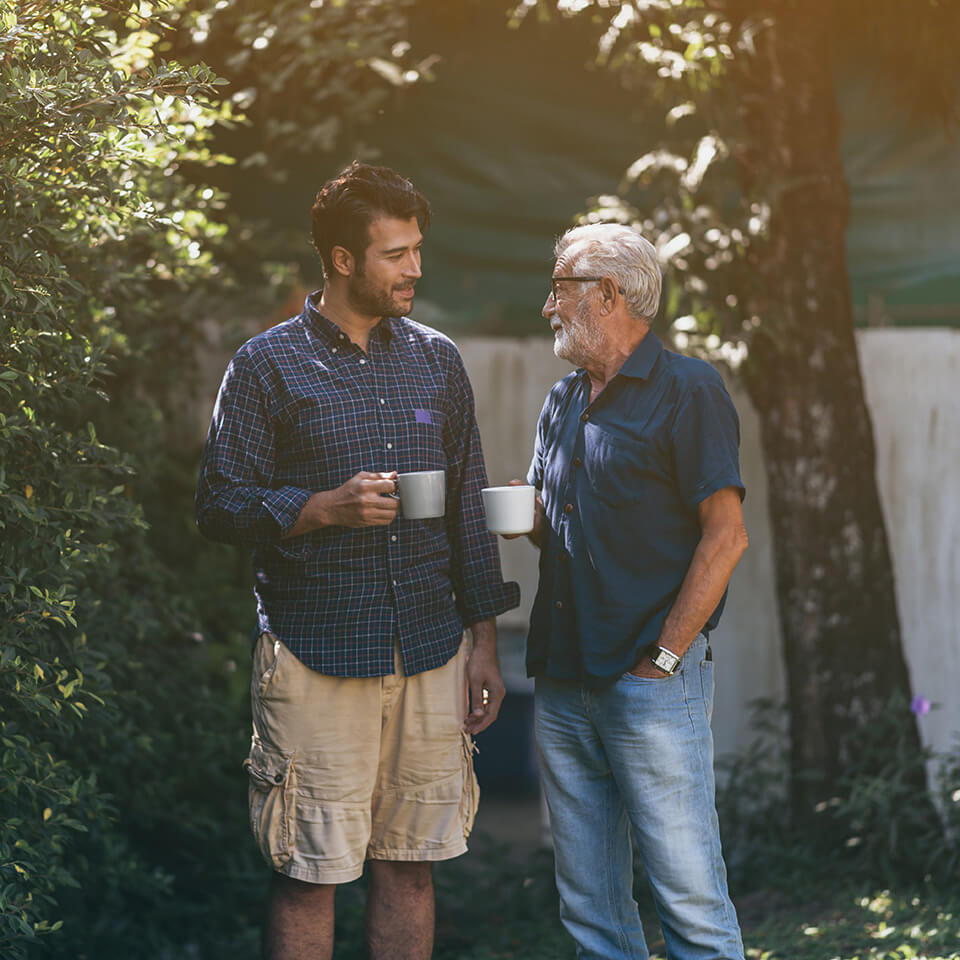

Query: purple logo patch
<box><xmin>414</xmin><ymin>409</ymin><xmax>433</xmax><ymax>424</ymax></box>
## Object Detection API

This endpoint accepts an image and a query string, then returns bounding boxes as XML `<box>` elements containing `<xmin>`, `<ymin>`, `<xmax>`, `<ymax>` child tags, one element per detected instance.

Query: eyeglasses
<box><xmin>550</xmin><ymin>276</ymin><xmax>626</xmax><ymax>302</ymax></box>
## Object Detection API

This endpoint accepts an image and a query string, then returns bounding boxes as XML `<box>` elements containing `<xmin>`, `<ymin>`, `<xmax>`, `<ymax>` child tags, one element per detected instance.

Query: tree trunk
<box><xmin>729</xmin><ymin>1</ymin><xmax>926</xmax><ymax>817</ymax></box>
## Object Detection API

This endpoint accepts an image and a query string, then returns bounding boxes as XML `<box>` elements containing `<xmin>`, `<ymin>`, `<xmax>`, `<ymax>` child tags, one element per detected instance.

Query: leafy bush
<box><xmin>0</xmin><ymin>2</ymin><xmax>263</xmax><ymax>955</ymax></box>
<box><xmin>717</xmin><ymin>694</ymin><xmax>960</xmax><ymax>891</ymax></box>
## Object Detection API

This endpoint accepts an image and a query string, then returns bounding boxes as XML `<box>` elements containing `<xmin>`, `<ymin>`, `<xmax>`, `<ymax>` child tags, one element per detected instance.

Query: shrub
<box><xmin>0</xmin><ymin>2</ymin><xmax>261</xmax><ymax>955</ymax></box>
<box><xmin>717</xmin><ymin>694</ymin><xmax>960</xmax><ymax>891</ymax></box>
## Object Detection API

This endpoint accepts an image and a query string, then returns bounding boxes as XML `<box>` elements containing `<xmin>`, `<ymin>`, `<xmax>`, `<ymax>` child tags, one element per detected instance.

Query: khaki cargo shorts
<box><xmin>244</xmin><ymin>633</ymin><xmax>479</xmax><ymax>885</ymax></box>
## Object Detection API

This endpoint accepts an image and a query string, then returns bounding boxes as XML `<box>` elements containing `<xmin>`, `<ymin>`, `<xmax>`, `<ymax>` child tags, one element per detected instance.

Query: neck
<box><xmin>584</xmin><ymin>320</ymin><xmax>651</xmax><ymax>398</ymax></box>
<box><xmin>316</xmin><ymin>284</ymin><xmax>381</xmax><ymax>352</ymax></box>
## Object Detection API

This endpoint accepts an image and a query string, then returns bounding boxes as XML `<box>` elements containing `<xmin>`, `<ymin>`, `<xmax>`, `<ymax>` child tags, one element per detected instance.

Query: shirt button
<box><xmin>359</xmin><ymin>358</ymin><xmax>367</xmax><ymax>365</ymax></box>
<box><xmin>387</xmin><ymin>442</ymin><xmax>393</xmax><ymax>450</ymax></box>
<box><xmin>572</xmin><ymin>457</ymin><xmax>583</xmax><ymax>467</ymax></box>
<box><xmin>391</xmin><ymin>535</ymin><xmax>397</xmax><ymax>542</ymax></box>
<box><xmin>564</xmin><ymin>503</ymin><xmax>573</xmax><ymax>514</ymax></box>
<box><xmin>580</xmin><ymin>412</ymin><xmax>590</xmax><ymax>423</ymax></box>
<box><xmin>331</xmin><ymin>347</ymin><xmax>338</xmax><ymax>353</ymax></box>
<box><xmin>339</xmin><ymin>333</ymin><xmax>345</xmax><ymax>339</ymax></box>
<box><xmin>380</xmin><ymin>398</ymin><xmax>386</xmax><ymax>405</ymax></box>
<box><xmin>392</xmin><ymin>579</ymin><xmax>398</xmax><ymax>586</ymax></box>
<box><xmin>555</xmin><ymin>600</ymin><xmax>563</xmax><ymax>610</ymax></box>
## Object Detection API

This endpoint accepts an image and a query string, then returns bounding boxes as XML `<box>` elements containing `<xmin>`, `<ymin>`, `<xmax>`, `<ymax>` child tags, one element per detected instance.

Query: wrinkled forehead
<box><xmin>553</xmin><ymin>238</ymin><xmax>590</xmax><ymax>275</ymax></box>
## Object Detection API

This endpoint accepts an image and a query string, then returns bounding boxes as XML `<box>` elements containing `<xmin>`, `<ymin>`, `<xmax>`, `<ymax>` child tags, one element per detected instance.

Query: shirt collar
<box><xmin>574</xmin><ymin>329</ymin><xmax>663</xmax><ymax>387</ymax></box>
<box><xmin>301</xmin><ymin>291</ymin><xmax>396</xmax><ymax>347</ymax></box>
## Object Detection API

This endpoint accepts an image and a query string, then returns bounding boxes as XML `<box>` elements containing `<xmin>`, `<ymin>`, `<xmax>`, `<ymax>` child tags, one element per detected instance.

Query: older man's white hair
<box><xmin>556</xmin><ymin>223</ymin><xmax>662</xmax><ymax>322</ymax></box>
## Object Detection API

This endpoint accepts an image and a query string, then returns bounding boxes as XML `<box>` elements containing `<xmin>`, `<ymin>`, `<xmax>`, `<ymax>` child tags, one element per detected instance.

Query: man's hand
<box><xmin>284</xmin><ymin>471</ymin><xmax>399</xmax><ymax>537</ymax></box>
<box><xmin>628</xmin><ymin>653</ymin><xmax>671</xmax><ymax>679</ymax></box>
<box><xmin>501</xmin><ymin>479</ymin><xmax>546</xmax><ymax>550</ymax></box>
<box><xmin>464</xmin><ymin>621</ymin><xmax>505</xmax><ymax>735</ymax></box>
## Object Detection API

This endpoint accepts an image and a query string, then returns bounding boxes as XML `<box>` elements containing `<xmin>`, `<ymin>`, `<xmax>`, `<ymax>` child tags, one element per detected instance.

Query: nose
<box><xmin>404</xmin><ymin>250</ymin><xmax>422</xmax><ymax>279</ymax></box>
<box><xmin>542</xmin><ymin>290</ymin><xmax>556</xmax><ymax>319</ymax></box>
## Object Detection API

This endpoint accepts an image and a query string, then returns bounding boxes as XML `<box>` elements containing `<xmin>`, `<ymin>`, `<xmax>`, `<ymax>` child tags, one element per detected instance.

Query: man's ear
<box><xmin>599</xmin><ymin>276</ymin><xmax>619</xmax><ymax>313</ymax></box>
<box><xmin>330</xmin><ymin>244</ymin><xmax>354</xmax><ymax>278</ymax></box>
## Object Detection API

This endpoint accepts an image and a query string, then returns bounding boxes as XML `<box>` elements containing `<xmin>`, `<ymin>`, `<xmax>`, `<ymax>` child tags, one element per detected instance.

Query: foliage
<box><xmin>512</xmin><ymin>0</ymin><xmax>960</xmax><ymax>362</ymax></box>
<box><xmin>165</xmin><ymin>0</ymin><xmax>433</xmax><ymax>284</ymax></box>
<box><xmin>174</xmin><ymin>0</ymin><xmax>430</xmax><ymax>172</ymax></box>
<box><xmin>735</xmin><ymin>884</ymin><xmax>960</xmax><ymax>960</ymax></box>
<box><xmin>716</xmin><ymin>694</ymin><xmax>960</xmax><ymax>891</ymax></box>
<box><xmin>0</xmin><ymin>1</ymin><xmax>263</xmax><ymax>955</ymax></box>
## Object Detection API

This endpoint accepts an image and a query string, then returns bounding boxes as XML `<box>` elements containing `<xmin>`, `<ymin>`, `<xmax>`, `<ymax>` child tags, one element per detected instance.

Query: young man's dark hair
<box><xmin>310</xmin><ymin>161</ymin><xmax>431</xmax><ymax>277</ymax></box>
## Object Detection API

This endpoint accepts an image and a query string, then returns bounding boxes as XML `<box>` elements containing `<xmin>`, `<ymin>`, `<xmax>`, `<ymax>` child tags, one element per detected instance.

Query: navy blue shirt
<box><xmin>526</xmin><ymin>331</ymin><xmax>744</xmax><ymax>685</ymax></box>
<box><xmin>196</xmin><ymin>294</ymin><xmax>519</xmax><ymax>677</ymax></box>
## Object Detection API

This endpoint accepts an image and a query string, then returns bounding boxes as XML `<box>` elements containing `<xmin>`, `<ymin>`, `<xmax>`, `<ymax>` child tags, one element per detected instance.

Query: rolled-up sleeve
<box><xmin>196</xmin><ymin>350</ymin><xmax>312</xmax><ymax>545</ymax></box>
<box><xmin>442</xmin><ymin>351</ymin><xmax>520</xmax><ymax>626</ymax></box>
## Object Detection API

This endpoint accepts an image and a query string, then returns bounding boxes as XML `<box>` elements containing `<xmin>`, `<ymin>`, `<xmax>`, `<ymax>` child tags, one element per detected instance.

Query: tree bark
<box><xmin>729</xmin><ymin>0</ymin><xmax>926</xmax><ymax>817</ymax></box>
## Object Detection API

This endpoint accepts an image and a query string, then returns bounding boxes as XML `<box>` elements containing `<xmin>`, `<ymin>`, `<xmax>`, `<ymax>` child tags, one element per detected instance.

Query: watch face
<box><xmin>653</xmin><ymin>649</ymin><xmax>679</xmax><ymax>673</ymax></box>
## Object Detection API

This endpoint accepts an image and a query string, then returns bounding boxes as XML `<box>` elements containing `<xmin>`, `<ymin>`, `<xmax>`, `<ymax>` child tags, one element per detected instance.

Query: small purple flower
<box><xmin>910</xmin><ymin>695</ymin><xmax>931</xmax><ymax>716</ymax></box>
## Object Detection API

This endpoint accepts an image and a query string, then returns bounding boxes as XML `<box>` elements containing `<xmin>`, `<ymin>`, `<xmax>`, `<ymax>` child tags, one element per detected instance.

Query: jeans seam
<box><xmin>682</xmin><ymin>660</ymin><xmax>742</xmax><ymax>955</ymax></box>
<box><xmin>602</xmin><ymin>774</ymin><xmax>633</xmax><ymax>956</ymax></box>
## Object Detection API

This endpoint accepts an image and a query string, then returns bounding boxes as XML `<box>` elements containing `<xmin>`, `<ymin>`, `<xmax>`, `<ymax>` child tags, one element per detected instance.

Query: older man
<box><xmin>523</xmin><ymin>223</ymin><xmax>748</xmax><ymax>959</ymax></box>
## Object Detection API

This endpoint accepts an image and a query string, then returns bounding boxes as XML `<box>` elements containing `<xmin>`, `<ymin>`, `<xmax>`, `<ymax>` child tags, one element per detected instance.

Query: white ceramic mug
<box><xmin>396</xmin><ymin>470</ymin><xmax>446</xmax><ymax>520</ymax></box>
<box><xmin>481</xmin><ymin>484</ymin><xmax>536</xmax><ymax>535</ymax></box>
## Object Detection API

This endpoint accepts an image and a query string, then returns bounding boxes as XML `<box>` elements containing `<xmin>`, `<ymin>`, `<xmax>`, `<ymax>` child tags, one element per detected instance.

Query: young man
<box><xmin>522</xmin><ymin>222</ymin><xmax>748</xmax><ymax>959</ymax></box>
<box><xmin>196</xmin><ymin>162</ymin><xmax>519</xmax><ymax>960</ymax></box>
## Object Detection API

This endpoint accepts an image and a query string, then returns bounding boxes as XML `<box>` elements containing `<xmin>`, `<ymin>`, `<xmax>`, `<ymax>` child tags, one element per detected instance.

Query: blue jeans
<box><xmin>535</xmin><ymin>635</ymin><xmax>744</xmax><ymax>960</ymax></box>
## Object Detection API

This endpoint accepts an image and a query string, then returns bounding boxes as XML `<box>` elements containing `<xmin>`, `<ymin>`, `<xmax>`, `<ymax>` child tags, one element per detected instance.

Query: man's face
<box><xmin>543</xmin><ymin>258</ymin><xmax>606</xmax><ymax>368</ymax></box>
<box><xmin>346</xmin><ymin>215</ymin><xmax>423</xmax><ymax>319</ymax></box>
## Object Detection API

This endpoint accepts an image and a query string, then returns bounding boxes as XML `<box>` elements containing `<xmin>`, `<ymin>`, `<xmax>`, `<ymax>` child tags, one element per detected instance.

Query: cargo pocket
<box><xmin>460</xmin><ymin>730</ymin><xmax>479</xmax><ymax>840</ymax></box>
<box><xmin>245</xmin><ymin>741</ymin><xmax>296</xmax><ymax>871</ymax></box>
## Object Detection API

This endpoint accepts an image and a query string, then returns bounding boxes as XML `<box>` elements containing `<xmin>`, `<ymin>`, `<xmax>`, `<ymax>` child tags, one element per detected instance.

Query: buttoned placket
<box><xmin>361</xmin><ymin>334</ymin><xmax>403</xmax><ymax>614</ymax></box>
<box><xmin>551</xmin><ymin>378</ymin><xmax>593</xmax><ymax>640</ymax></box>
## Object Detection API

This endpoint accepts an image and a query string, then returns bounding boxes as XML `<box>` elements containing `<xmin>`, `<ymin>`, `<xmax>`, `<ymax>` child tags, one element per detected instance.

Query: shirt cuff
<box><xmin>261</xmin><ymin>486</ymin><xmax>313</xmax><ymax>537</ymax></box>
<box><xmin>461</xmin><ymin>580</ymin><xmax>522</xmax><ymax>627</ymax></box>
<box><xmin>689</xmin><ymin>474</ymin><xmax>746</xmax><ymax>509</ymax></box>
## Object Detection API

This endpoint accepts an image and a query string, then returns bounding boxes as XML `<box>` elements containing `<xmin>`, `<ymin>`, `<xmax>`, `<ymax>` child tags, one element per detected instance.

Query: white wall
<box><xmin>458</xmin><ymin>329</ymin><xmax>960</xmax><ymax>762</ymax></box>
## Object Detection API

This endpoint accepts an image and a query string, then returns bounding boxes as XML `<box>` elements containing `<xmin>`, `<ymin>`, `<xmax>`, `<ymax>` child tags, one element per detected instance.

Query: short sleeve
<box><xmin>670</xmin><ymin>378</ymin><xmax>745</xmax><ymax>510</ymax></box>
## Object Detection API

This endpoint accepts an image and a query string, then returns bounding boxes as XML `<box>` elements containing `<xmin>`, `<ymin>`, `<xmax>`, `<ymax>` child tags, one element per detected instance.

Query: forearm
<box><xmin>282</xmin><ymin>490</ymin><xmax>334</xmax><ymax>539</ymax></box>
<box><xmin>657</xmin><ymin>525</ymin><xmax>747</xmax><ymax>655</ymax></box>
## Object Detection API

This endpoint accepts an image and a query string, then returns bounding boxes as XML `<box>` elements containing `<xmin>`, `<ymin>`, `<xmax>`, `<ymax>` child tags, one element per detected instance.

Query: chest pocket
<box><xmin>582</xmin><ymin>423</ymin><xmax>656</xmax><ymax>507</ymax></box>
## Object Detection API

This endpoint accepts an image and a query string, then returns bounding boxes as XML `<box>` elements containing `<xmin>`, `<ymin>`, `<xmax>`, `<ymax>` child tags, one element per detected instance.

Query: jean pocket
<box><xmin>619</xmin><ymin>669</ymin><xmax>680</xmax><ymax>684</ymax></box>
<box><xmin>245</xmin><ymin>741</ymin><xmax>296</xmax><ymax>871</ymax></box>
<box><xmin>700</xmin><ymin>659</ymin><xmax>715</xmax><ymax>723</ymax></box>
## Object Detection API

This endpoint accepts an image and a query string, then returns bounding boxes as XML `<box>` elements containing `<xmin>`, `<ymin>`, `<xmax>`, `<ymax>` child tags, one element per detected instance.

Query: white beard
<box><xmin>553</xmin><ymin>300</ymin><xmax>605</xmax><ymax>369</ymax></box>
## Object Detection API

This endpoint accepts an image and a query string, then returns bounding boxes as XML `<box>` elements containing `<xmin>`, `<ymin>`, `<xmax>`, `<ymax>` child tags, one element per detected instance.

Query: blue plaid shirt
<box><xmin>196</xmin><ymin>294</ymin><xmax>520</xmax><ymax>677</ymax></box>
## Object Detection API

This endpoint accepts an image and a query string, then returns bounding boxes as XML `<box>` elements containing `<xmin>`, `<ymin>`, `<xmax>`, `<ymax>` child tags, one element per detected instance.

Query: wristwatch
<box><xmin>649</xmin><ymin>645</ymin><xmax>681</xmax><ymax>675</ymax></box>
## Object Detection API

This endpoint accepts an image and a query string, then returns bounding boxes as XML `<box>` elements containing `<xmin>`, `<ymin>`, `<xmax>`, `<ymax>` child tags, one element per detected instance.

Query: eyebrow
<box><xmin>381</xmin><ymin>240</ymin><xmax>423</xmax><ymax>256</ymax></box>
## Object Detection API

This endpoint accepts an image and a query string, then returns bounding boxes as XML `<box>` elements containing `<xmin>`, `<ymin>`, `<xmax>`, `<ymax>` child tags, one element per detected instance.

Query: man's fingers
<box><xmin>373</xmin><ymin>477</ymin><xmax>400</xmax><ymax>496</ymax></box>
<box><xmin>466</xmin><ymin>691</ymin><xmax>502</xmax><ymax>734</ymax></box>
<box><xmin>362</xmin><ymin>501</ymin><xmax>399</xmax><ymax>523</ymax></box>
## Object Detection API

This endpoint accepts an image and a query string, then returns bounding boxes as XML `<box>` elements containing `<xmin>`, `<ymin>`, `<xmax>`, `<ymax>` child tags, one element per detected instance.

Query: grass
<box><xmin>325</xmin><ymin>828</ymin><xmax>960</xmax><ymax>960</ymax></box>
<box><xmin>734</xmin><ymin>887</ymin><xmax>960</xmax><ymax>960</ymax></box>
